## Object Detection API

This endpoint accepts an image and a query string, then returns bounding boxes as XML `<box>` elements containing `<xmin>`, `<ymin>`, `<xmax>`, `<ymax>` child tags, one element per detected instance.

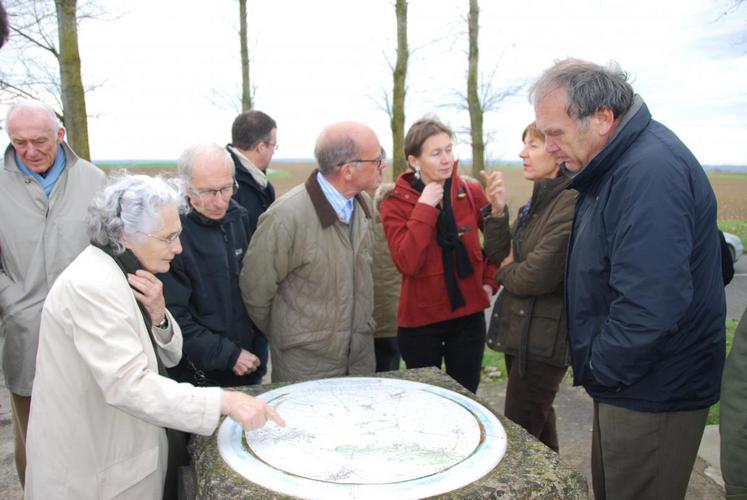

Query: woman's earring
<box><xmin>414</xmin><ymin>165</ymin><xmax>421</xmax><ymax>180</ymax></box>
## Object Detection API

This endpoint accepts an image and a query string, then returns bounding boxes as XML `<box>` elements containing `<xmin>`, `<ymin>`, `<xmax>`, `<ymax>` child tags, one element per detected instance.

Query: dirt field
<box><xmin>122</xmin><ymin>162</ymin><xmax>746</xmax><ymax>221</ymax></box>
<box><xmin>265</xmin><ymin>163</ymin><xmax>747</xmax><ymax>221</ymax></box>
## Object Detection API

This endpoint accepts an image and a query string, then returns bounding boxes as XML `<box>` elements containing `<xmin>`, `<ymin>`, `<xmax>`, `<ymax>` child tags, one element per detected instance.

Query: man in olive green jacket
<box><xmin>0</xmin><ymin>100</ymin><xmax>105</xmax><ymax>486</ymax></box>
<box><xmin>241</xmin><ymin>122</ymin><xmax>383</xmax><ymax>383</ymax></box>
<box><xmin>721</xmin><ymin>306</ymin><xmax>747</xmax><ymax>499</ymax></box>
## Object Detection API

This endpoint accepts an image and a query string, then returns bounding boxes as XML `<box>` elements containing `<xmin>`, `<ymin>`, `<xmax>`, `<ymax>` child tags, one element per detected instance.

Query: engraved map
<box><xmin>217</xmin><ymin>377</ymin><xmax>507</xmax><ymax>499</ymax></box>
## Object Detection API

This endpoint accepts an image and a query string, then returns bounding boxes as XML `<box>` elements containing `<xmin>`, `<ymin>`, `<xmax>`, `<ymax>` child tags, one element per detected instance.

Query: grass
<box><xmin>708</xmin><ymin>172</ymin><xmax>747</xmax><ymax>180</ymax></box>
<box><xmin>267</xmin><ymin>169</ymin><xmax>289</xmax><ymax>181</ymax></box>
<box><xmin>481</xmin><ymin>347</ymin><xmax>507</xmax><ymax>384</ymax></box>
<box><xmin>718</xmin><ymin>220</ymin><xmax>747</xmax><ymax>248</ymax></box>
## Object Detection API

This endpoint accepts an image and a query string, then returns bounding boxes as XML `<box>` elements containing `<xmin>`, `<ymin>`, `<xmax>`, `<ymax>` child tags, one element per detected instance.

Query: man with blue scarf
<box><xmin>0</xmin><ymin>100</ymin><xmax>105</xmax><ymax>488</ymax></box>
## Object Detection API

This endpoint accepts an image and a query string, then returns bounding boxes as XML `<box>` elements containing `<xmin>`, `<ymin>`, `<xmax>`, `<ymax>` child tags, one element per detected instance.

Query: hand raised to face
<box><xmin>480</xmin><ymin>170</ymin><xmax>507</xmax><ymax>217</ymax></box>
<box><xmin>128</xmin><ymin>270</ymin><xmax>167</xmax><ymax>325</ymax></box>
<box><xmin>418</xmin><ymin>182</ymin><xmax>444</xmax><ymax>208</ymax></box>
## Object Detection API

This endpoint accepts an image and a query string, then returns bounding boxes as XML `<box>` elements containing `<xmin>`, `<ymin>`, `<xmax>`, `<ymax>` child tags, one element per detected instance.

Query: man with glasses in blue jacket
<box><xmin>160</xmin><ymin>143</ymin><xmax>267</xmax><ymax>387</ymax></box>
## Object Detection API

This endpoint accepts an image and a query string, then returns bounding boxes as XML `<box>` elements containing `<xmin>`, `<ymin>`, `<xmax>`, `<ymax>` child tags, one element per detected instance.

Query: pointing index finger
<box><xmin>266</xmin><ymin>405</ymin><xmax>286</xmax><ymax>427</ymax></box>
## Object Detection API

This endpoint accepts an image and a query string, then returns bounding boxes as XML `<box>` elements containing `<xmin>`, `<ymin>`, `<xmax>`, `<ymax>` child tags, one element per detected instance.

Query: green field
<box><xmin>96</xmin><ymin>161</ymin><xmax>290</xmax><ymax>182</ymax></box>
<box><xmin>97</xmin><ymin>161</ymin><xmax>176</xmax><ymax>170</ymax></box>
<box><xmin>719</xmin><ymin>220</ymin><xmax>747</xmax><ymax>248</ymax></box>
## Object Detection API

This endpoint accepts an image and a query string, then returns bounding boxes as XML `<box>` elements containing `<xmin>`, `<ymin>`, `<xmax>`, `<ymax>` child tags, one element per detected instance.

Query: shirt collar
<box><xmin>316</xmin><ymin>171</ymin><xmax>354</xmax><ymax>223</ymax></box>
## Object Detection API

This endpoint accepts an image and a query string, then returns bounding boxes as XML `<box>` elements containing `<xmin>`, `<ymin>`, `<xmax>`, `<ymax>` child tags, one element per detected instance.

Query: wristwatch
<box><xmin>154</xmin><ymin>316</ymin><xmax>169</xmax><ymax>329</ymax></box>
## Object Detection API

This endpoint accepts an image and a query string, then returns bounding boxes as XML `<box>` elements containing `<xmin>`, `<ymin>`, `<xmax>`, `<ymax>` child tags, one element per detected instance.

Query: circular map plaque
<box><xmin>217</xmin><ymin>377</ymin><xmax>507</xmax><ymax>499</ymax></box>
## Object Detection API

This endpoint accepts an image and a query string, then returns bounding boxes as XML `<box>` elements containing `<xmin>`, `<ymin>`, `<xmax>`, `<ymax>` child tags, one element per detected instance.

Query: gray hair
<box><xmin>177</xmin><ymin>143</ymin><xmax>234</xmax><ymax>187</ymax></box>
<box><xmin>314</xmin><ymin>134</ymin><xmax>357</xmax><ymax>176</ymax></box>
<box><xmin>529</xmin><ymin>59</ymin><xmax>634</xmax><ymax>128</ymax></box>
<box><xmin>87</xmin><ymin>172</ymin><xmax>187</xmax><ymax>254</ymax></box>
<box><xmin>5</xmin><ymin>99</ymin><xmax>62</xmax><ymax>135</ymax></box>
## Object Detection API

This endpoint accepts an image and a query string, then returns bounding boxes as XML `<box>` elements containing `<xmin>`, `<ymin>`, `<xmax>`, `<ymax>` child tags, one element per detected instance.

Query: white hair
<box><xmin>87</xmin><ymin>172</ymin><xmax>187</xmax><ymax>254</ymax></box>
<box><xmin>177</xmin><ymin>143</ymin><xmax>234</xmax><ymax>187</ymax></box>
<box><xmin>5</xmin><ymin>99</ymin><xmax>62</xmax><ymax>135</ymax></box>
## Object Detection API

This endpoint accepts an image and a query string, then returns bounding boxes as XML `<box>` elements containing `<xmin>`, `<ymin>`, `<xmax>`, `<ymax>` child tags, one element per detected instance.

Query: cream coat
<box><xmin>0</xmin><ymin>142</ymin><xmax>106</xmax><ymax>396</ymax></box>
<box><xmin>25</xmin><ymin>246</ymin><xmax>223</xmax><ymax>499</ymax></box>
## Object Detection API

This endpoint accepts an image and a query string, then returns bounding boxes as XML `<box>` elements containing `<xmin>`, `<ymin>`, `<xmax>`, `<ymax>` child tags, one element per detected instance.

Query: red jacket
<box><xmin>380</xmin><ymin>169</ymin><xmax>498</xmax><ymax>328</ymax></box>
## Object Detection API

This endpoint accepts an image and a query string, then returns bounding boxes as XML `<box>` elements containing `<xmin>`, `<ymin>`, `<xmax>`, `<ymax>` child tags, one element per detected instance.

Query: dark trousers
<box><xmin>504</xmin><ymin>355</ymin><xmax>568</xmax><ymax>452</ymax></box>
<box><xmin>374</xmin><ymin>337</ymin><xmax>401</xmax><ymax>372</ymax></box>
<box><xmin>397</xmin><ymin>312</ymin><xmax>486</xmax><ymax>393</ymax></box>
<box><xmin>592</xmin><ymin>401</ymin><xmax>708</xmax><ymax>500</ymax></box>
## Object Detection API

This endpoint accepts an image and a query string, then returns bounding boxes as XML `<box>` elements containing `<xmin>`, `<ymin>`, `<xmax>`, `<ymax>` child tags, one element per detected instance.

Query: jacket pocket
<box><xmin>485</xmin><ymin>289</ymin><xmax>506</xmax><ymax>352</ymax></box>
<box><xmin>97</xmin><ymin>446</ymin><xmax>159</xmax><ymax>500</ymax></box>
<box><xmin>527</xmin><ymin>296</ymin><xmax>563</xmax><ymax>359</ymax></box>
<box><xmin>276</xmin><ymin>329</ymin><xmax>335</xmax><ymax>351</ymax></box>
<box><xmin>414</xmin><ymin>272</ymin><xmax>449</xmax><ymax>307</ymax></box>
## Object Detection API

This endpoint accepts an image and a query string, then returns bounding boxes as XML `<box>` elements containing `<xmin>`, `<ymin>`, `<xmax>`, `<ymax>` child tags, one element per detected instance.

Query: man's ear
<box><xmin>56</xmin><ymin>127</ymin><xmax>65</xmax><ymax>144</ymax></box>
<box><xmin>593</xmin><ymin>108</ymin><xmax>615</xmax><ymax>135</ymax></box>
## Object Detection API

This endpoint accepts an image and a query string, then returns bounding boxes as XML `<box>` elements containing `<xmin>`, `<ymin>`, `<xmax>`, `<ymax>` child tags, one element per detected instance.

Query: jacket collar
<box><xmin>532</xmin><ymin>173</ymin><xmax>572</xmax><ymax>211</ymax></box>
<box><xmin>226</xmin><ymin>145</ymin><xmax>268</xmax><ymax>189</ymax></box>
<box><xmin>186</xmin><ymin>199</ymin><xmax>244</xmax><ymax>227</ymax></box>
<box><xmin>3</xmin><ymin>140</ymin><xmax>80</xmax><ymax>174</ymax></box>
<box><xmin>569</xmin><ymin>95</ymin><xmax>649</xmax><ymax>193</ymax></box>
<box><xmin>305</xmin><ymin>169</ymin><xmax>371</xmax><ymax>229</ymax></box>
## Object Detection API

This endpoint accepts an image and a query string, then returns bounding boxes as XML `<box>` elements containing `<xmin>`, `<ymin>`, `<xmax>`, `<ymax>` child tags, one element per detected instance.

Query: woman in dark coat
<box><xmin>482</xmin><ymin>122</ymin><xmax>576</xmax><ymax>451</ymax></box>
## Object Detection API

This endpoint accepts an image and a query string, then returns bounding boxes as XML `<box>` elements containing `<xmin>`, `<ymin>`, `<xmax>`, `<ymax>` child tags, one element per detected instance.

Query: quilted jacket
<box><xmin>241</xmin><ymin>170</ymin><xmax>375</xmax><ymax>382</ymax></box>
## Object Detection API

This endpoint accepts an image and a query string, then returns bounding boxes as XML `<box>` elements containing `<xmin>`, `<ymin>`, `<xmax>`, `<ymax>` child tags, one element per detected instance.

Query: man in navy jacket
<box><xmin>532</xmin><ymin>59</ymin><xmax>725</xmax><ymax>499</ymax></box>
<box><xmin>161</xmin><ymin>143</ymin><xmax>267</xmax><ymax>387</ymax></box>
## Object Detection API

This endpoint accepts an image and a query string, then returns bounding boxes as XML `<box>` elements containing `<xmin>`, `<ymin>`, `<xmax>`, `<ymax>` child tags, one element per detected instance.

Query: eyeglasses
<box><xmin>264</xmin><ymin>141</ymin><xmax>279</xmax><ymax>151</ymax></box>
<box><xmin>340</xmin><ymin>157</ymin><xmax>385</xmax><ymax>169</ymax></box>
<box><xmin>141</xmin><ymin>229</ymin><xmax>182</xmax><ymax>244</ymax></box>
<box><xmin>189</xmin><ymin>180</ymin><xmax>238</xmax><ymax>200</ymax></box>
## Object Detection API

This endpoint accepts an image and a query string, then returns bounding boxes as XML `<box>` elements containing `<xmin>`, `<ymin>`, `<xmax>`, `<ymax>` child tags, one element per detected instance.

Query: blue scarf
<box><xmin>15</xmin><ymin>145</ymin><xmax>67</xmax><ymax>197</ymax></box>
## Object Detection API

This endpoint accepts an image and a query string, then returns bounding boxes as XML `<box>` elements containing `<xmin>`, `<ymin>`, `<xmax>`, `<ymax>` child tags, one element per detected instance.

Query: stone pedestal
<box><xmin>187</xmin><ymin>367</ymin><xmax>589</xmax><ymax>499</ymax></box>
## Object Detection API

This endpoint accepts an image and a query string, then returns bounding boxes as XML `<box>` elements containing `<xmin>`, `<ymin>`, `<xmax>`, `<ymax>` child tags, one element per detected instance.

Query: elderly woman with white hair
<box><xmin>24</xmin><ymin>173</ymin><xmax>283</xmax><ymax>500</ymax></box>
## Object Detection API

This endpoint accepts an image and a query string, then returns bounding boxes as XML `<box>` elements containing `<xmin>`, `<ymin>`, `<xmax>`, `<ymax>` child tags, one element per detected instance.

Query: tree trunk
<box><xmin>467</xmin><ymin>0</ymin><xmax>484</xmax><ymax>184</ymax></box>
<box><xmin>391</xmin><ymin>0</ymin><xmax>408</xmax><ymax>178</ymax></box>
<box><xmin>55</xmin><ymin>0</ymin><xmax>90</xmax><ymax>159</ymax></box>
<box><xmin>239</xmin><ymin>0</ymin><xmax>252</xmax><ymax>111</ymax></box>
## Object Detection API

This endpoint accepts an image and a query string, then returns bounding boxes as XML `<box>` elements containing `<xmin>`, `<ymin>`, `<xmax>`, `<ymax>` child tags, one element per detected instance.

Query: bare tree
<box><xmin>466</xmin><ymin>0</ymin><xmax>483</xmax><ymax>182</ymax></box>
<box><xmin>239</xmin><ymin>0</ymin><xmax>251</xmax><ymax>111</ymax></box>
<box><xmin>372</xmin><ymin>0</ymin><xmax>409</xmax><ymax>178</ymax></box>
<box><xmin>1</xmin><ymin>0</ymin><xmax>97</xmax><ymax>159</ymax></box>
<box><xmin>56</xmin><ymin>0</ymin><xmax>89</xmax><ymax>158</ymax></box>
<box><xmin>458</xmin><ymin>0</ymin><xmax>523</xmax><ymax>183</ymax></box>
<box><xmin>390</xmin><ymin>0</ymin><xmax>408</xmax><ymax>176</ymax></box>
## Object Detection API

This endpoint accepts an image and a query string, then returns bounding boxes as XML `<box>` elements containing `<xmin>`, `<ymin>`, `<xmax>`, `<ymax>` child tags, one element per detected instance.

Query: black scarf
<box><xmin>92</xmin><ymin>242</ymin><xmax>187</xmax><ymax>500</ymax></box>
<box><xmin>410</xmin><ymin>177</ymin><xmax>474</xmax><ymax>310</ymax></box>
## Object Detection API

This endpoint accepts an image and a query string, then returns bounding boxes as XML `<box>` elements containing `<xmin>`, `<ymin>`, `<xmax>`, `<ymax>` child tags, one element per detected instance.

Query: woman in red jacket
<box><xmin>380</xmin><ymin>117</ymin><xmax>497</xmax><ymax>393</ymax></box>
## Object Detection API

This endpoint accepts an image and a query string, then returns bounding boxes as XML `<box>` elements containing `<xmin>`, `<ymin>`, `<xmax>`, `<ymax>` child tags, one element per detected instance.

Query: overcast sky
<box><xmin>2</xmin><ymin>0</ymin><xmax>746</xmax><ymax>165</ymax></box>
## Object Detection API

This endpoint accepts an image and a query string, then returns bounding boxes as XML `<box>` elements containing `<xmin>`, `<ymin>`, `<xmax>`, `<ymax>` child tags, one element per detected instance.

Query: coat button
<box><xmin>519</xmin><ymin>309</ymin><xmax>525</xmax><ymax>316</ymax></box>
<box><xmin>493</xmin><ymin>313</ymin><xmax>499</xmax><ymax>318</ymax></box>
